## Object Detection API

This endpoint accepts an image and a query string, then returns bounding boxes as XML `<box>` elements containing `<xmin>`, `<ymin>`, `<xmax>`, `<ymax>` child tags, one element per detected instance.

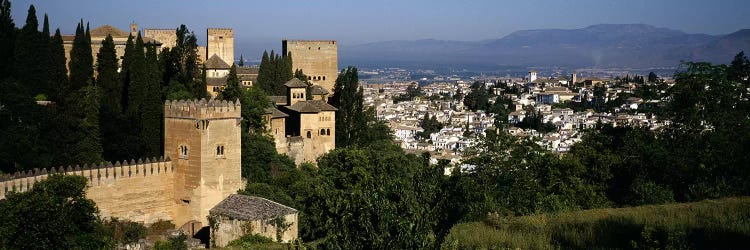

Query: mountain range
<box><xmin>339</xmin><ymin>24</ymin><xmax>750</xmax><ymax>69</ymax></box>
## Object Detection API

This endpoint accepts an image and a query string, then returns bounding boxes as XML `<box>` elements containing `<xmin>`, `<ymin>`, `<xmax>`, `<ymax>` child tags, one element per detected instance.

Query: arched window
<box><xmin>306</xmin><ymin>131</ymin><xmax>312</xmax><ymax>138</ymax></box>
<box><xmin>308</xmin><ymin>76</ymin><xmax>312</xmax><ymax>80</ymax></box>
<box><xmin>327</xmin><ymin>128</ymin><xmax>331</xmax><ymax>135</ymax></box>
<box><xmin>320</xmin><ymin>129</ymin><xmax>325</xmax><ymax>135</ymax></box>
<box><xmin>301</xmin><ymin>93</ymin><xmax>304</xmax><ymax>99</ymax></box>
<box><xmin>323</xmin><ymin>76</ymin><xmax>326</xmax><ymax>80</ymax></box>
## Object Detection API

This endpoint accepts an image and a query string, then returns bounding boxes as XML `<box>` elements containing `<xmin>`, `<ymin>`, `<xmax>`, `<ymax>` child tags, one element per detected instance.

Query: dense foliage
<box><xmin>256</xmin><ymin>50</ymin><xmax>293</xmax><ymax>95</ymax></box>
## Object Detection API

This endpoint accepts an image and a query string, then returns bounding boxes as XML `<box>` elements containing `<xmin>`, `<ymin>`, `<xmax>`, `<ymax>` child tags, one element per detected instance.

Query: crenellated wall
<box><xmin>0</xmin><ymin>157</ymin><xmax>176</xmax><ymax>224</ymax></box>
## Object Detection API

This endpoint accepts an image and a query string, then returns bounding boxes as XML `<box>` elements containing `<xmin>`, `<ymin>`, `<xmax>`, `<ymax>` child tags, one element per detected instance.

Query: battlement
<box><xmin>207</xmin><ymin>28</ymin><xmax>234</xmax><ymax>35</ymax></box>
<box><xmin>0</xmin><ymin>157</ymin><xmax>174</xmax><ymax>200</ymax></box>
<box><xmin>164</xmin><ymin>99</ymin><xmax>241</xmax><ymax>119</ymax></box>
<box><xmin>283</xmin><ymin>40</ymin><xmax>337</xmax><ymax>45</ymax></box>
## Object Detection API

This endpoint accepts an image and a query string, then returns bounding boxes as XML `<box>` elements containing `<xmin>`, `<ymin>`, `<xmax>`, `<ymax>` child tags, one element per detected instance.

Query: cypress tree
<box><xmin>141</xmin><ymin>44</ymin><xmax>163</xmax><ymax>156</ymax></box>
<box><xmin>97</xmin><ymin>34</ymin><xmax>125</xmax><ymax>160</ymax></box>
<box><xmin>330</xmin><ymin>67</ymin><xmax>365</xmax><ymax>147</ymax></box>
<box><xmin>97</xmin><ymin>35</ymin><xmax>121</xmax><ymax>113</ymax></box>
<box><xmin>120</xmin><ymin>34</ymin><xmax>134</xmax><ymax>110</ymax></box>
<box><xmin>0</xmin><ymin>0</ymin><xmax>14</xmax><ymax>79</ymax></box>
<box><xmin>257</xmin><ymin>50</ymin><xmax>270</xmax><ymax>93</ymax></box>
<box><xmin>238</xmin><ymin>54</ymin><xmax>244</xmax><ymax>66</ymax></box>
<box><xmin>74</xmin><ymin>85</ymin><xmax>103</xmax><ymax>163</ymax></box>
<box><xmin>220</xmin><ymin>64</ymin><xmax>242</xmax><ymax>101</ymax></box>
<box><xmin>125</xmin><ymin>33</ymin><xmax>146</xmax><ymax>115</ymax></box>
<box><xmin>69</xmin><ymin>20</ymin><xmax>93</xmax><ymax>93</ymax></box>
<box><xmin>13</xmin><ymin>5</ymin><xmax>43</xmax><ymax>97</ymax></box>
<box><xmin>49</xmin><ymin>29</ymin><xmax>68</xmax><ymax>103</ymax></box>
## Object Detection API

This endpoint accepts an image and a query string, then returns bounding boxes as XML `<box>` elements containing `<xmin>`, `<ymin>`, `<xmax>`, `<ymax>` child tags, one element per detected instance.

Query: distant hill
<box><xmin>340</xmin><ymin>24</ymin><xmax>750</xmax><ymax>69</ymax></box>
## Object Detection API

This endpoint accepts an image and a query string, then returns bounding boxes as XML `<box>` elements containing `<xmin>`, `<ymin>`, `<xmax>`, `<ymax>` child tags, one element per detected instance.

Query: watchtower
<box><xmin>282</xmin><ymin>40</ymin><xmax>338</xmax><ymax>93</ymax></box>
<box><xmin>163</xmin><ymin>99</ymin><xmax>243</xmax><ymax>227</ymax></box>
<box><xmin>207</xmin><ymin>28</ymin><xmax>234</xmax><ymax>66</ymax></box>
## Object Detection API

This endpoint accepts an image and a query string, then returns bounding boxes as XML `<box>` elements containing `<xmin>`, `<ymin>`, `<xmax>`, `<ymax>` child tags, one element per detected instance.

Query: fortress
<box><xmin>0</xmin><ymin>99</ymin><xmax>244</xmax><ymax>234</ymax></box>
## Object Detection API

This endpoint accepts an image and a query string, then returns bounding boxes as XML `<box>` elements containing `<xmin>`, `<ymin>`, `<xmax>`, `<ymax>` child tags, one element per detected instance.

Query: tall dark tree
<box><xmin>13</xmin><ymin>5</ymin><xmax>44</xmax><ymax>97</ymax></box>
<box><xmin>48</xmin><ymin>28</ymin><xmax>68</xmax><ymax>103</ymax></box>
<box><xmin>330</xmin><ymin>66</ymin><xmax>366</xmax><ymax>147</ymax></box>
<box><xmin>97</xmin><ymin>34</ymin><xmax>126</xmax><ymax>160</ymax></box>
<box><xmin>256</xmin><ymin>50</ymin><xmax>271</xmax><ymax>93</ymax></box>
<box><xmin>220</xmin><ymin>64</ymin><xmax>243</xmax><ymax>101</ymax></box>
<box><xmin>141</xmin><ymin>45</ymin><xmax>164</xmax><ymax>157</ymax></box>
<box><xmin>68</xmin><ymin>20</ymin><xmax>93</xmax><ymax>93</ymax></box>
<box><xmin>73</xmin><ymin>85</ymin><xmax>103</xmax><ymax>163</ymax></box>
<box><xmin>255</xmin><ymin>50</ymin><xmax>293</xmax><ymax>95</ymax></box>
<box><xmin>728</xmin><ymin>51</ymin><xmax>749</xmax><ymax>85</ymax></box>
<box><xmin>0</xmin><ymin>0</ymin><xmax>14</xmax><ymax>79</ymax></box>
<box><xmin>238</xmin><ymin>54</ymin><xmax>244</xmax><ymax>66</ymax></box>
<box><xmin>97</xmin><ymin>35</ymin><xmax>121</xmax><ymax>113</ymax></box>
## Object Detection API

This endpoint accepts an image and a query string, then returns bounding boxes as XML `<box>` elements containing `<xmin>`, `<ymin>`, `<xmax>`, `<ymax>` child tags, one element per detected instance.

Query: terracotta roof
<box><xmin>264</xmin><ymin>107</ymin><xmax>289</xmax><ymax>118</ymax></box>
<box><xmin>287</xmin><ymin>100</ymin><xmax>337</xmax><ymax>113</ymax></box>
<box><xmin>310</xmin><ymin>85</ymin><xmax>329</xmax><ymax>95</ymax></box>
<box><xmin>205</xmin><ymin>54</ymin><xmax>230</xmax><ymax>69</ymax></box>
<box><xmin>268</xmin><ymin>96</ymin><xmax>288</xmax><ymax>106</ymax></box>
<box><xmin>90</xmin><ymin>25</ymin><xmax>130</xmax><ymax>38</ymax></box>
<box><xmin>284</xmin><ymin>78</ymin><xmax>308</xmax><ymax>88</ymax></box>
<box><xmin>209</xmin><ymin>194</ymin><xmax>297</xmax><ymax>221</ymax></box>
<box><xmin>207</xmin><ymin>76</ymin><xmax>228</xmax><ymax>86</ymax></box>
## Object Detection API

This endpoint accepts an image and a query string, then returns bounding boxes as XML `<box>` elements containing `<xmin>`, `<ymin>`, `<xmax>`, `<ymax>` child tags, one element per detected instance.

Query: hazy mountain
<box><xmin>340</xmin><ymin>24</ymin><xmax>750</xmax><ymax>69</ymax></box>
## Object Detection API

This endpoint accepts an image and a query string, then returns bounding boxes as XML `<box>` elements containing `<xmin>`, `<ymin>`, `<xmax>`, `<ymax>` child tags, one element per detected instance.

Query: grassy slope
<box><xmin>443</xmin><ymin>197</ymin><xmax>750</xmax><ymax>249</ymax></box>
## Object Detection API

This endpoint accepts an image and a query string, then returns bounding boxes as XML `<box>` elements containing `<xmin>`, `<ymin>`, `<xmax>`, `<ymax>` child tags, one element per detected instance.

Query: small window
<box><xmin>180</xmin><ymin>145</ymin><xmax>188</xmax><ymax>159</ymax></box>
<box><xmin>308</xmin><ymin>76</ymin><xmax>312</xmax><ymax>80</ymax></box>
<box><xmin>306</xmin><ymin>131</ymin><xmax>312</xmax><ymax>138</ymax></box>
<box><xmin>323</xmin><ymin>76</ymin><xmax>326</xmax><ymax>80</ymax></box>
<box><xmin>301</xmin><ymin>93</ymin><xmax>304</xmax><ymax>98</ymax></box>
<box><xmin>318</xmin><ymin>47</ymin><xmax>321</xmax><ymax>50</ymax></box>
<box><xmin>320</xmin><ymin>129</ymin><xmax>325</xmax><ymax>135</ymax></box>
<box><xmin>327</xmin><ymin>128</ymin><xmax>331</xmax><ymax>135</ymax></box>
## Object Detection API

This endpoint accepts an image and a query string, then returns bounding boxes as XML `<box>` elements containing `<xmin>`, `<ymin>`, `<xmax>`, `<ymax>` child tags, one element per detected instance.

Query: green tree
<box><xmin>49</xmin><ymin>29</ymin><xmax>68</xmax><ymax>103</ymax></box>
<box><xmin>647</xmin><ymin>71</ymin><xmax>659</xmax><ymax>83</ymax></box>
<box><xmin>238</xmin><ymin>54</ymin><xmax>244</xmax><ymax>66</ymax></box>
<box><xmin>141</xmin><ymin>44</ymin><xmax>164</xmax><ymax>157</ymax></box>
<box><xmin>0</xmin><ymin>175</ymin><xmax>108</xmax><ymax>249</ymax></box>
<box><xmin>330</xmin><ymin>67</ymin><xmax>366</xmax><ymax>148</ymax></box>
<box><xmin>220</xmin><ymin>64</ymin><xmax>242</xmax><ymax>101</ymax></box>
<box><xmin>0</xmin><ymin>0</ymin><xmax>14</xmax><ymax>79</ymax></box>
<box><xmin>68</xmin><ymin>20</ymin><xmax>93</xmax><ymax>94</ymax></box>
<box><xmin>13</xmin><ymin>5</ymin><xmax>44</xmax><ymax>97</ymax></box>
<box><xmin>74</xmin><ymin>85</ymin><xmax>103</xmax><ymax>163</ymax></box>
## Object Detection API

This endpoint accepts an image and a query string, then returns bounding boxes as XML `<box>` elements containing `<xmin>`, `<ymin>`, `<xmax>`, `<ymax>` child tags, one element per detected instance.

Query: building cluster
<box><xmin>31</xmin><ymin>22</ymin><xmax>342</xmax><ymax>246</ymax></box>
<box><xmin>364</xmin><ymin>70</ymin><xmax>670</xmax><ymax>167</ymax></box>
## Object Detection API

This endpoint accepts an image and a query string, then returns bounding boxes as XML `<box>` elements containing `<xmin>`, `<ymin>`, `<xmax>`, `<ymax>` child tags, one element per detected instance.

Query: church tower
<box><xmin>163</xmin><ymin>99</ymin><xmax>243</xmax><ymax>227</ymax></box>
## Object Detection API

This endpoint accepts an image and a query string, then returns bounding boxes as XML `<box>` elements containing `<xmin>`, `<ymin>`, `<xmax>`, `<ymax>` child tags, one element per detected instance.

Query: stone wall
<box><xmin>144</xmin><ymin>29</ymin><xmax>177</xmax><ymax>49</ymax></box>
<box><xmin>0</xmin><ymin>158</ymin><xmax>176</xmax><ymax>225</ymax></box>
<box><xmin>282</xmin><ymin>40</ymin><xmax>338</xmax><ymax>93</ymax></box>
<box><xmin>211</xmin><ymin>213</ymin><xmax>298</xmax><ymax>247</ymax></box>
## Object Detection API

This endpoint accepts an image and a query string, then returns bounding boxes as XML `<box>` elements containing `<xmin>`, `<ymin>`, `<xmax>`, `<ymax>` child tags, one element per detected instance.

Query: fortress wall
<box><xmin>144</xmin><ymin>29</ymin><xmax>178</xmax><ymax>49</ymax></box>
<box><xmin>164</xmin><ymin>99</ymin><xmax>241</xmax><ymax>120</ymax></box>
<box><xmin>0</xmin><ymin>158</ymin><xmax>176</xmax><ymax>225</ymax></box>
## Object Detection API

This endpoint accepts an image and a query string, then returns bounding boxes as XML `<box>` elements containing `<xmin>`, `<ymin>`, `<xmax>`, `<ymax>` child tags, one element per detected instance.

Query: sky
<box><xmin>9</xmin><ymin>0</ymin><xmax>750</xmax><ymax>60</ymax></box>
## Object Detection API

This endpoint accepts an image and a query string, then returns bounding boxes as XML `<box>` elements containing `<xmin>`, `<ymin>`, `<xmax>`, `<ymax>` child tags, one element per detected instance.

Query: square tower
<box><xmin>163</xmin><ymin>99</ymin><xmax>243</xmax><ymax>227</ymax></box>
<box><xmin>207</xmin><ymin>28</ymin><xmax>234</xmax><ymax>66</ymax></box>
<box><xmin>282</xmin><ymin>40</ymin><xmax>338</xmax><ymax>93</ymax></box>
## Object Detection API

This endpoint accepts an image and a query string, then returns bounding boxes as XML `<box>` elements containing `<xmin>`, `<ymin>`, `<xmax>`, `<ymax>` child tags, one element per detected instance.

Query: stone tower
<box><xmin>529</xmin><ymin>70</ymin><xmax>537</xmax><ymax>83</ymax></box>
<box><xmin>571</xmin><ymin>72</ymin><xmax>577</xmax><ymax>84</ymax></box>
<box><xmin>130</xmin><ymin>22</ymin><xmax>138</xmax><ymax>37</ymax></box>
<box><xmin>207</xmin><ymin>28</ymin><xmax>234</xmax><ymax>66</ymax></box>
<box><xmin>164</xmin><ymin>99</ymin><xmax>243</xmax><ymax>227</ymax></box>
<box><xmin>282</xmin><ymin>40</ymin><xmax>338</xmax><ymax>93</ymax></box>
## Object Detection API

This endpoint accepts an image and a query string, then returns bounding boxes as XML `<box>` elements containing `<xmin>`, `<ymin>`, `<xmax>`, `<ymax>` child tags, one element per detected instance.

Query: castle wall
<box><xmin>207</xmin><ymin>29</ymin><xmax>234</xmax><ymax>66</ymax></box>
<box><xmin>144</xmin><ymin>29</ymin><xmax>178</xmax><ymax>49</ymax></box>
<box><xmin>0</xmin><ymin>159</ymin><xmax>176</xmax><ymax>225</ymax></box>
<box><xmin>282</xmin><ymin>40</ymin><xmax>338</xmax><ymax>93</ymax></box>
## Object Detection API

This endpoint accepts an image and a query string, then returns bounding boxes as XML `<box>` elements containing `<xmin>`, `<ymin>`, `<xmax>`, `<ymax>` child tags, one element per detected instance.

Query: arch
<box><xmin>323</xmin><ymin>76</ymin><xmax>326</xmax><ymax>80</ymax></box>
<box><xmin>306</xmin><ymin>131</ymin><xmax>312</xmax><ymax>138</ymax></box>
<box><xmin>320</xmin><ymin>129</ymin><xmax>325</xmax><ymax>135</ymax></box>
<box><xmin>327</xmin><ymin>128</ymin><xmax>331</xmax><ymax>135</ymax></box>
<box><xmin>308</xmin><ymin>76</ymin><xmax>312</xmax><ymax>80</ymax></box>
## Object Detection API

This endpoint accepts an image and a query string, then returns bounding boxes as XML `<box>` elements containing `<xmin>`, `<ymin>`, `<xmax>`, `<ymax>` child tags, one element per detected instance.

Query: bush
<box><xmin>443</xmin><ymin>197</ymin><xmax>750</xmax><ymax>249</ymax></box>
<box><xmin>101</xmin><ymin>218</ymin><xmax>146</xmax><ymax>244</ymax></box>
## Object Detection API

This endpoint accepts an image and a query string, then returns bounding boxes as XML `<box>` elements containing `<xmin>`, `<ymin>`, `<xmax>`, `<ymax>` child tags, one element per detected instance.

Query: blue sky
<box><xmin>10</xmin><ymin>0</ymin><xmax>750</xmax><ymax>59</ymax></box>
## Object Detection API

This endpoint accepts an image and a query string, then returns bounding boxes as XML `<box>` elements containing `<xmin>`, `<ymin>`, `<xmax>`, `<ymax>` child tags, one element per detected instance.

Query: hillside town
<box><xmin>363</xmin><ymin>71</ymin><xmax>673</xmax><ymax>168</ymax></box>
